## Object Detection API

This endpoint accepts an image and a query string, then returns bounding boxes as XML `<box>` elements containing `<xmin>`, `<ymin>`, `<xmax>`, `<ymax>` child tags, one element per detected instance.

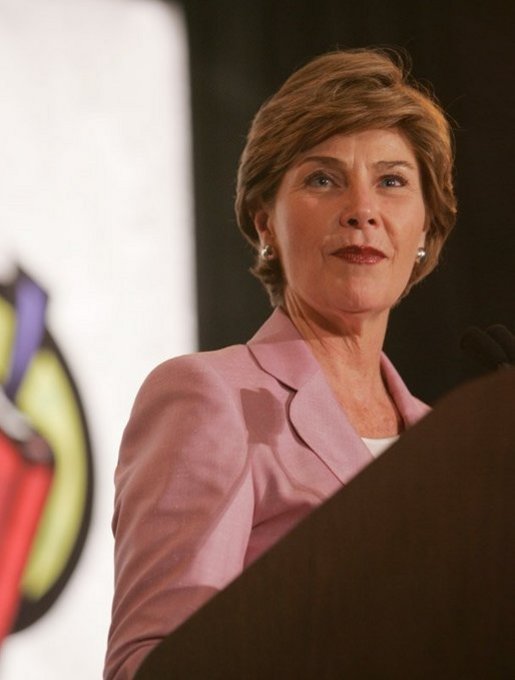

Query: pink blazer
<box><xmin>105</xmin><ymin>309</ymin><xmax>429</xmax><ymax>679</ymax></box>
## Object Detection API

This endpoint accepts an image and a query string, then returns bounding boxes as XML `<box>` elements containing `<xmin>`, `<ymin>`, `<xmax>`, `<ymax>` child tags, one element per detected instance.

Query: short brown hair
<box><xmin>235</xmin><ymin>48</ymin><xmax>457</xmax><ymax>306</ymax></box>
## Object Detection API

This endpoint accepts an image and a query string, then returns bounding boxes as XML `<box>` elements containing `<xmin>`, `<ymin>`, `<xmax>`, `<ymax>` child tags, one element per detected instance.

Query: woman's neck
<box><xmin>284</xmin><ymin>298</ymin><xmax>387</xmax><ymax>383</ymax></box>
<box><xmin>283</xmin><ymin>297</ymin><xmax>402</xmax><ymax>437</ymax></box>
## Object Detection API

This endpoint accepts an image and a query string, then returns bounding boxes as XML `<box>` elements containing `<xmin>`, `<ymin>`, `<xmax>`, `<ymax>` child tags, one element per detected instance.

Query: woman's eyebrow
<box><xmin>295</xmin><ymin>156</ymin><xmax>417</xmax><ymax>171</ymax></box>
<box><xmin>375</xmin><ymin>160</ymin><xmax>417</xmax><ymax>171</ymax></box>
<box><xmin>295</xmin><ymin>155</ymin><xmax>343</xmax><ymax>169</ymax></box>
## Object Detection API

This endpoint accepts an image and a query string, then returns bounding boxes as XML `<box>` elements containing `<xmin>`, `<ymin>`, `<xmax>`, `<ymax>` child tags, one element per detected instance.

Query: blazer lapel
<box><xmin>248</xmin><ymin>309</ymin><xmax>373</xmax><ymax>484</ymax></box>
<box><xmin>288</xmin><ymin>371</ymin><xmax>374</xmax><ymax>483</ymax></box>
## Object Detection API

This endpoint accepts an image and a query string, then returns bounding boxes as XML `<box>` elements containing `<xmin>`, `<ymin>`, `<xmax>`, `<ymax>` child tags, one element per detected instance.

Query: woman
<box><xmin>105</xmin><ymin>48</ymin><xmax>456</xmax><ymax>679</ymax></box>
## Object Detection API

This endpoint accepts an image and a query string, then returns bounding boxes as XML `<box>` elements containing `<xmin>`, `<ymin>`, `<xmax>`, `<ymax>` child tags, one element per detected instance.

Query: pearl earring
<box><xmin>260</xmin><ymin>244</ymin><xmax>275</xmax><ymax>260</ymax></box>
<box><xmin>416</xmin><ymin>247</ymin><xmax>427</xmax><ymax>263</ymax></box>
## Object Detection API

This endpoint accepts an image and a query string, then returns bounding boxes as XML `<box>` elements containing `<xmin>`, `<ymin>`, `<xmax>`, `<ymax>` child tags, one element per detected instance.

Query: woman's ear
<box><xmin>419</xmin><ymin>212</ymin><xmax>430</xmax><ymax>248</ymax></box>
<box><xmin>422</xmin><ymin>212</ymin><xmax>431</xmax><ymax>235</ymax></box>
<box><xmin>253</xmin><ymin>208</ymin><xmax>273</xmax><ymax>247</ymax></box>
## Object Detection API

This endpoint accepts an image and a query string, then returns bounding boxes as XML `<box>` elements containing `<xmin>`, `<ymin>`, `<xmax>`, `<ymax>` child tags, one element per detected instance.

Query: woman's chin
<box><xmin>298</xmin><ymin>298</ymin><xmax>393</xmax><ymax>329</ymax></box>
<box><xmin>326</xmin><ymin>286</ymin><xmax>398</xmax><ymax>318</ymax></box>
<box><xmin>285</xmin><ymin>283</ymin><xmax>400</xmax><ymax>325</ymax></box>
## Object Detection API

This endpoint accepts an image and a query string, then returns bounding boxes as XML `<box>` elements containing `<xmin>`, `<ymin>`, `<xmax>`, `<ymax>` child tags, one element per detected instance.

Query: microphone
<box><xmin>460</xmin><ymin>325</ymin><xmax>514</xmax><ymax>371</ymax></box>
<box><xmin>486</xmin><ymin>324</ymin><xmax>515</xmax><ymax>363</ymax></box>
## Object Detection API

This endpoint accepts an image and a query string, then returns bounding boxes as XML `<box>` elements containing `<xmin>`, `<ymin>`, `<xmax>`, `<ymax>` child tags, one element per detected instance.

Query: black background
<box><xmin>175</xmin><ymin>0</ymin><xmax>514</xmax><ymax>403</ymax></box>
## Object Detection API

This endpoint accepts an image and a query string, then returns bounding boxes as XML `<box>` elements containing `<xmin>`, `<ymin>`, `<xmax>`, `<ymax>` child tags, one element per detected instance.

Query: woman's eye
<box><xmin>305</xmin><ymin>172</ymin><xmax>335</xmax><ymax>188</ymax></box>
<box><xmin>379</xmin><ymin>174</ymin><xmax>407</xmax><ymax>188</ymax></box>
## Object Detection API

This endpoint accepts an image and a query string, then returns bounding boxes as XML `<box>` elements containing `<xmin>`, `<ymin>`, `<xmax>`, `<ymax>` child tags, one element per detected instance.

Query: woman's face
<box><xmin>255</xmin><ymin>128</ymin><xmax>427</xmax><ymax>324</ymax></box>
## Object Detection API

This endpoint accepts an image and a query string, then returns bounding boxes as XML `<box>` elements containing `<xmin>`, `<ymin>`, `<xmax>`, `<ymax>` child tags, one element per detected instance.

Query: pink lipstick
<box><xmin>333</xmin><ymin>245</ymin><xmax>386</xmax><ymax>264</ymax></box>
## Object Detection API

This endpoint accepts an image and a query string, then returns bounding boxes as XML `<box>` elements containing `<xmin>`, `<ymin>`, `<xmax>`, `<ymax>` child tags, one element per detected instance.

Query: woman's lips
<box><xmin>332</xmin><ymin>245</ymin><xmax>386</xmax><ymax>264</ymax></box>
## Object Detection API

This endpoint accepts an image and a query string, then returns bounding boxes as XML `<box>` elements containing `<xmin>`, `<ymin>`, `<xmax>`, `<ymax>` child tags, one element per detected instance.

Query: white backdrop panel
<box><xmin>0</xmin><ymin>0</ymin><xmax>195</xmax><ymax>677</ymax></box>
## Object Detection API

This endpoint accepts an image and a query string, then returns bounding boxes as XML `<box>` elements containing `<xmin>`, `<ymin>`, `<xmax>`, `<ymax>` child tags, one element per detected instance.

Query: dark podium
<box><xmin>137</xmin><ymin>371</ymin><xmax>515</xmax><ymax>679</ymax></box>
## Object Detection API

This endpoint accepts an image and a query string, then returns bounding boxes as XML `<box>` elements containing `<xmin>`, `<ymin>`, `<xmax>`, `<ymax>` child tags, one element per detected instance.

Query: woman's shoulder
<box><xmin>120</xmin><ymin>345</ymin><xmax>256</xmax><ymax>466</ymax></box>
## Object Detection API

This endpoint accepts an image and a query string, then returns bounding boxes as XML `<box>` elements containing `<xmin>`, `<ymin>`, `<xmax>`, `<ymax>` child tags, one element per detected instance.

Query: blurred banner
<box><xmin>0</xmin><ymin>1</ymin><xmax>196</xmax><ymax>677</ymax></box>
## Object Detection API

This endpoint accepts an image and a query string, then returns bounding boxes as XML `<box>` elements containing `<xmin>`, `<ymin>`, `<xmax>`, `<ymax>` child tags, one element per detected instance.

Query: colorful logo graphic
<box><xmin>0</xmin><ymin>268</ymin><xmax>93</xmax><ymax>641</ymax></box>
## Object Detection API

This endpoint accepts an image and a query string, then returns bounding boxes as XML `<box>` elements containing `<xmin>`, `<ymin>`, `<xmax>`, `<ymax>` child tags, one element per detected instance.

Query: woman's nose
<box><xmin>340</xmin><ymin>185</ymin><xmax>378</xmax><ymax>228</ymax></box>
<box><xmin>346</xmin><ymin>214</ymin><xmax>377</xmax><ymax>227</ymax></box>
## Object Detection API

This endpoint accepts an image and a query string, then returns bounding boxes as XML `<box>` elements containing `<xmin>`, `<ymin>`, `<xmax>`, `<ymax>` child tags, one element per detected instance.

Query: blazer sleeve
<box><xmin>104</xmin><ymin>355</ymin><xmax>254</xmax><ymax>680</ymax></box>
